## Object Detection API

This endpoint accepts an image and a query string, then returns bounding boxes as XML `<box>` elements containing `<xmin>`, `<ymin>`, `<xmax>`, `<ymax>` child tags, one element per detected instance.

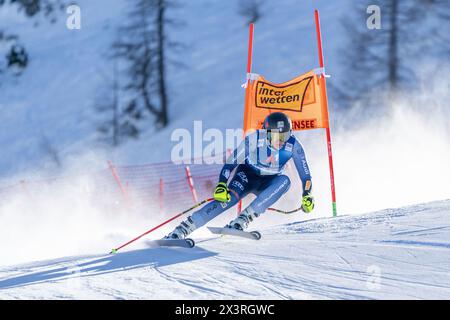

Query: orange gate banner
<box><xmin>243</xmin><ymin>69</ymin><xmax>329</xmax><ymax>132</ymax></box>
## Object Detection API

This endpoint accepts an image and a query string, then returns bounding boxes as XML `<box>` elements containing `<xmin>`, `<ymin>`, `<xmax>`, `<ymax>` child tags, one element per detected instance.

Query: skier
<box><xmin>165</xmin><ymin>112</ymin><xmax>314</xmax><ymax>239</ymax></box>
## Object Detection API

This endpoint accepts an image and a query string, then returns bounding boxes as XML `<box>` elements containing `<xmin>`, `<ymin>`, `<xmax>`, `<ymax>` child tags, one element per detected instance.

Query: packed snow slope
<box><xmin>1</xmin><ymin>199</ymin><xmax>449</xmax><ymax>300</ymax></box>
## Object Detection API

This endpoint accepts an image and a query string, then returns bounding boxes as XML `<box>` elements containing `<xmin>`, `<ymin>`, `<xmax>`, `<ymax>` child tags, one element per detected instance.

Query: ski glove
<box><xmin>213</xmin><ymin>182</ymin><xmax>231</xmax><ymax>203</ymax></box>
<box><xmin>301</xmin><ymin>194</ymin><xmax>314</xmax><ymax>213</ymax></box>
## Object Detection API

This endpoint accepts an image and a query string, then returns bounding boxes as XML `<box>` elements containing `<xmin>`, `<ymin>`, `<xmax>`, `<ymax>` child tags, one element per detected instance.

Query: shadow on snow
<box><xmin>0</xmin><ymin>246</ymin><xmax>217</xmax><ymax>290</ymax></box>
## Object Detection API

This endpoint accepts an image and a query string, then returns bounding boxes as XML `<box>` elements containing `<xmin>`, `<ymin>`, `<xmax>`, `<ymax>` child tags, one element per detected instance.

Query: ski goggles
<box><xmin>267</xmin><ymin>130</ymin><xmax>291</xmax><ymax>146</ymax></box>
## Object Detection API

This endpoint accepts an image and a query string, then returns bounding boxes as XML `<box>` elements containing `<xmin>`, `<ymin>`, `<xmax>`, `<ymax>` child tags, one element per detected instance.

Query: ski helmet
<box><xmin>263</xmin><ymin>112</ymin><xmax>292</xmax><ymax>147</ymax></box>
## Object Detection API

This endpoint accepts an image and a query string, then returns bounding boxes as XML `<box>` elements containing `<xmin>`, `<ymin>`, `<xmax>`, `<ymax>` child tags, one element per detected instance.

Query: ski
<box><xmin>152</xmin><ymin>238</ymin><xmax>196</xmax><ymax>248</ymax></box>
<box><xmin>208</xmin><ymin>227</ymin><xmax>261</xmax><ymax>240</ymax></box>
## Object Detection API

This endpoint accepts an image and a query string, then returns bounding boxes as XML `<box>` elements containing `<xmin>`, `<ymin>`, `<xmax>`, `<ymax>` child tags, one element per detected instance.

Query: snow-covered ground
<box><xmin>1</xmin><ymin>199</ymin><xmax>449</xmax><ymax>300</ymax></box>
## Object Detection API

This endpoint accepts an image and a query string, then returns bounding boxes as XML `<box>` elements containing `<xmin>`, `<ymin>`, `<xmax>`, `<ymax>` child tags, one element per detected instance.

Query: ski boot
<box><xmin>165</xmin><ymin>216</ymin><xmax>196</xmax><ymax>239</ymax></box>
<box><xmin>226</xmin><ymin>207</ymin><xmax>259</xmax><ymax>231</ymax></box>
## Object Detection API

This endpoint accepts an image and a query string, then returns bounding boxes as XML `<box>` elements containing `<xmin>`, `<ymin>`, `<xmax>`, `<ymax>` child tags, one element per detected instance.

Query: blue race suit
<box><xmin>188</xmin><ymin>130</ymin><xmax>312</xmax><ymax>229</ymax></box>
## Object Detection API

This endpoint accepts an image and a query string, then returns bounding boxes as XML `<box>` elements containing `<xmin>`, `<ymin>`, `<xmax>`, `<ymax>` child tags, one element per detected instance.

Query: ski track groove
<box><xmin>207</xmin><ymin>253</ymin><xmax>303</xmax><ymax>299</ymax></box>
<box><xmin>152</xmin><ymin>267</ymin><xmax>225</xmax><ymax>298</ymax></box>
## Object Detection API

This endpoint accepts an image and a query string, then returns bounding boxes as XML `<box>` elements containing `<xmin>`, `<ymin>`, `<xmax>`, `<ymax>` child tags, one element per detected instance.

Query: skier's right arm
<box><xmin>214</xmin><ymin>162</ymin><xmax>236</xmax><ymax>202</ymax></box>
<box><xmin>214</xmin><ymin>136</ymin><xmax>247</xmax><ymax>202</ymax></box>
<box><xmin>218</xmin><ymin>136</ymin><xmax>247</xmax><ymax>184</ymax></box>
<box><xmin>218</xmin><ymin>163</ymin><xmax>237</xmax><ymax>184</ymax></box>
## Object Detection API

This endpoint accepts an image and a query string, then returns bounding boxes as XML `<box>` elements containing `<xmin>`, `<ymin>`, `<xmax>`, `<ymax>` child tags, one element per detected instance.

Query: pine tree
<box><xmin>337</xmin><ymin>0</ymin><xmax>450</xmax><ymax>110</ymax></box>
<box><xmin>94</xmin><ymin>60</ymin><xmax>144</xmax><ymax>146</ymax></box>
<box><xmin>113</xmin><ymin>0</ymin><xmax>173</xmax><ymax>129</ymax></box>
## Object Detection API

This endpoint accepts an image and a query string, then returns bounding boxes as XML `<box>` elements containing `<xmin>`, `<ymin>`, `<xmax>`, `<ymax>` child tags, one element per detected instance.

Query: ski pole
<box><xmin>110</xmin><ymin>198</ymin><xmax>214</xmax><ymax>254</ymax></box>
<box><xmin>268</xmin><ymin>206</ymin><xmax>304</xmax><ymax>215</ymax></box>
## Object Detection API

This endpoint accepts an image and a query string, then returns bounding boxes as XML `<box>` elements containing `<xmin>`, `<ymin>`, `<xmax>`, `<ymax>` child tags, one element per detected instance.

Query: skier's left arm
<box><xmin>292</xmin><ymin>139</ymin><xmax>314</xmax><ymax>212</ymax></box>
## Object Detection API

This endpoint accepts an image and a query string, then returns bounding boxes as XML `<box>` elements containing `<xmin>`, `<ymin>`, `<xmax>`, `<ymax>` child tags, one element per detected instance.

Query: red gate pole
<box><xmin>107</xmin><ymin>160</ymin><xmax>131</xmax><ymax>205</ymax></box>
<box><xmin>242</xmin><ymin>22</ymin><xmax>254</xmax><ymax>134</ymax></box>
<box><xmin>185</xmin><ymin>166</ymin><xmax>199</xmax><ymax>204</ymax></box>
<box><xmin>239</xmin><ymin>22</ymin><xmax>255</xmax><ymax>215</ymax></box>
<box><xmin>314</xmin><ymin>10</ymin><xmax>337</xmax><ymax>217</ymax></box>
<box><xmin>159</xmin><ymin>178</ymin><xmax>164</xmax><ymax>215</ymax></box>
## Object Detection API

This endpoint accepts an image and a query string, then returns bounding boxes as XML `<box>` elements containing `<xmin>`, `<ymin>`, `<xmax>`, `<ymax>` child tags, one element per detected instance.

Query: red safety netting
<box><xmin>113</xmin><ymin>160</ymin><xmax>223</xmax><ymax>214</ymax></box>
<box><xmin>0</xmin><ymin>154</ymin><xmax>228</xmax><ymax>218</ymax></box>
